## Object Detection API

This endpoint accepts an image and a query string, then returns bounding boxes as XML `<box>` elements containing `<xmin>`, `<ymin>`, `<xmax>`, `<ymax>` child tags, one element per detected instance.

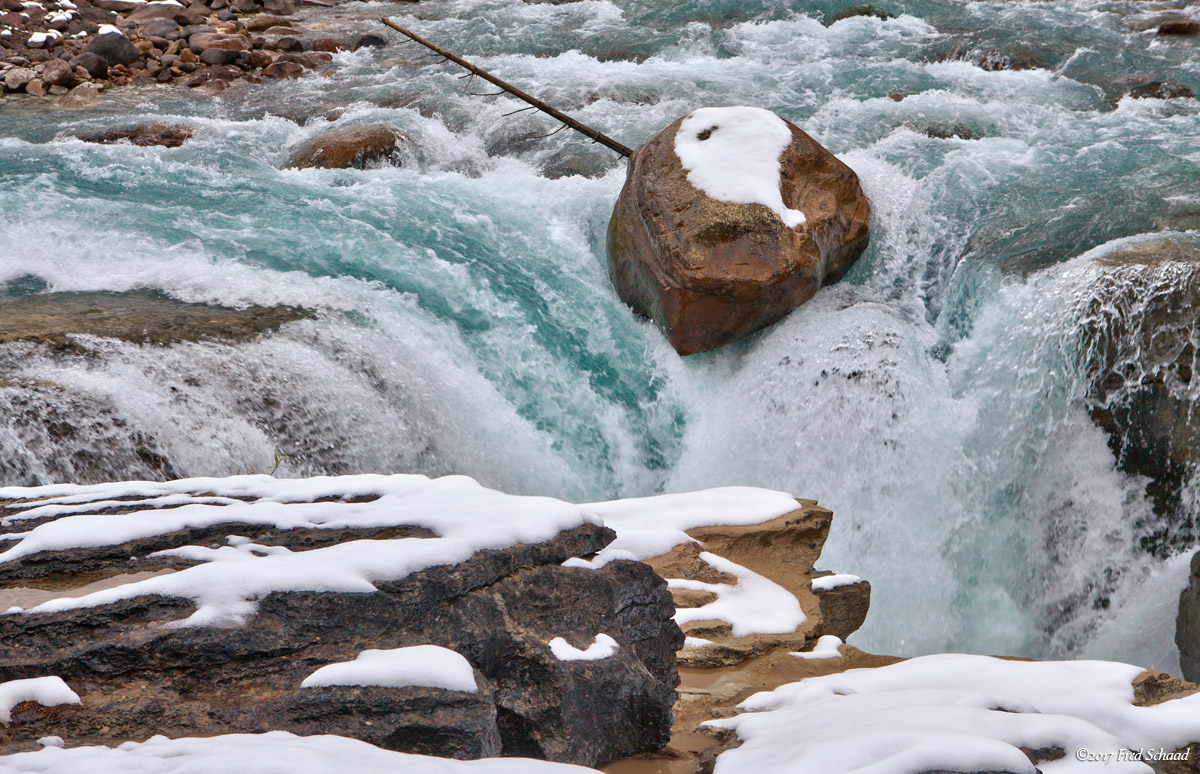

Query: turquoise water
<box><xmin>2</xmin><ymin>0</ymin><xmax>1199</xmax><ymax>670</ymax></box>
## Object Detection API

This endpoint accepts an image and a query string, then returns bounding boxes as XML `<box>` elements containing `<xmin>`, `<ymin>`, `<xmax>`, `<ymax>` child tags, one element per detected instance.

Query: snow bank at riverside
<box><xmin>0</xmin><ymin>732</ymin><xmax>598</xmax><ymax>773</ymax></box>
<box><xmin>0</xmin><ymin>474</ymin><xmax>800</xmax><ymax>627</ymax></box>
<box><xmin>0</xmin><ymin>677</ymin><xmax>79</xmax><ymax>724</ymax></box>
<box><xmin>709</xmin><ymin>654</ymin><xmax>1200</xmax><ymax>774</ymax></box>
<box><xmin>673</xmin><ymin>107</ymin><xmax>808</xmax><ymax>229</ymax></box>
<box><xmin>301</xmin><ymin>646</ymin><xmax>478</xmax><ymax>693</ymax></box>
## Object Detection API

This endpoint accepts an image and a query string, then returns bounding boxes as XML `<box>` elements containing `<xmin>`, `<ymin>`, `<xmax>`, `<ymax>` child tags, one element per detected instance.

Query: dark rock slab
<box><xmin>0</xmin><ymin>496</ymin><xmax>682</xmax><ymax>768</ymax></box>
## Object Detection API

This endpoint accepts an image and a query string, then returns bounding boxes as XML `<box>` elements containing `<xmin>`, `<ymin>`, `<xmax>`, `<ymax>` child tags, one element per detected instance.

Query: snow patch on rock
<box><xmin>669</xmin><ymin>551</ymin><xmax>806</xmax><ymax>637</ymax></box>
<box><xmin>548</xmin><ymin>633</ymin><xmax>619</xmax><ymax>662</ymax></box>
<box><xmin>0</xmin><ymin>677</ymin><xmax>80</xmax><ymax>724</ymax></box>
<box><xmin>674</xmin><ymin>106</ymin><xmax>807</xmax><ymax>228</ymax></box>
<box><xmin>301</xmin><ymin>646</ymin><xmax>478</xmax><ymax>693</ymax></box>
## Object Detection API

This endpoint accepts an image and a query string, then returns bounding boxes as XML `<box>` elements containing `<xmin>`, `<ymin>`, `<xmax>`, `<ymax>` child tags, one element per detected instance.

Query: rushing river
<box><xmin>2</xmin><ymin>0</ymin><xmax>1199</xmax><ymax>671</ymax></box>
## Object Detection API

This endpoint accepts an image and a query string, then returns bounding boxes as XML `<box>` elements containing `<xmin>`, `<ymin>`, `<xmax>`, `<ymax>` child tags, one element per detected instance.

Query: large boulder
<box><xmin>1081</xmin><ymin>235</ymin><xmax>1200</xmax><ymax>554</ymax></box>
<box><xmin>607</xmin><ymin>106</ymin><xmax>871</xmax><ymax>355</ymax></box>
<box><xmin>1180</xmin><ymin>551</ymin><xmax>1200</xmax><ymax>682</ymax></box>
<box><xmin>286</xmin><ymin>124</ymin><xmax>406</xmax><ymax>170</ymax></box>
<box><xmin>0</xmin><ymin>476</ymin><xmax>682</xmax><ymax>767</ymax></box>
<box><xmin>81</xmin><ymin>27</ymin><xmax>139</xmax><ymax>67</ymax></box>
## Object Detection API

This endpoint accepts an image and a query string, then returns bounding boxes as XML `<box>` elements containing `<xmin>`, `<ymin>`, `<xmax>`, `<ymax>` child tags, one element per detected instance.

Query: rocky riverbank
<box><xmin>0</xmin><ymin>0</ymin><xmax>385</xmax><ymax>100</ymax></box>
<box><xmin>1</xmin><ymin>476</ymin><xmax>1198</xmax><ymax>773</ymax></box>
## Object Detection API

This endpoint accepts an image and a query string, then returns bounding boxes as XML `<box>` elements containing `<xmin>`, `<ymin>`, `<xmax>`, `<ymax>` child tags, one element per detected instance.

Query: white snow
<box><xmin>0</xmin><ymin>732</ymin><xmax>596</xmax><ymax>773</ymax></box>
<box><xmin>791</xmin><ymin>634</ymin><xmax>843</xmax><ymax>660</ymax></box>
<box><xmin>548</xmin><ymin>633</ymin><xmax>619</xmax><ymax>661</ymax></box>
<box><xmin>301</xmin><ymin>646</ymin><xmax>477</xmax><ymax>693</ymax></box>
<box><xmin>96</xmin><ymin>24</ymin><xmax>123</xmax><ymax>36</ymax></box>
<box><xmin>669</xmin><ymin>552</ymin><xmax>806</xmax><ymax>637</ymax></box>
<box><xmin>26</xmin><ymin>29</ymin><xmax>61</xmax><ymax>46</ymax></box>
<box><xmin>673</xmin><ymin>106</ymin><xmax>807</xmax><ymax>228</ymax></box>
<box><xmin>0</xmin><ymin>677</ymin><xmax>80</xmax><ymax>724</ymax></box>
<box><xmin>37</xmin><ymin>736</ymin><xmax>65</xmax><ymax>748</ymax></box>
<box><xmin>811</xmin><ymin>573</ymin><xmax>862</xmax><ymax>591</ymax></box>
<box><xmin>0</xmin><ymin>475</ymin><xmax>800</xmax><ymax>629</ymax></box>
<box><xmin>567</xmin><ymin>487</ymin><xmax>800</xmax><ymax>568</ymax></box>
<box><xmin>709</xmin><ymin>654</ymin><xmax>1200</xmax><ymax>774</ymax></box>
<box><xmin>0</xmin><ymin>474</ymin><xmax>597</xmax><ymax>627</ymax></box>
<box><xmin>684</xmin><ymin>636</ymin><xmax>714</xmax><ymax>648</ymax></box>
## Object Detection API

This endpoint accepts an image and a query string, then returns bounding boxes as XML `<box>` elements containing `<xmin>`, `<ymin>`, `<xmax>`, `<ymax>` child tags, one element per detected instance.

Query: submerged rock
<box><xmin>0</xmin><ymin>477</ymin><xmax>682</xmax><ymax>767</ymax></box>
<box><xmin>1080</xmin><ymin>236</ymin><xmax>1200</xmax><ymax>554</ymax></box>
<box><xmin>76</xmin><ymin>123</ymin><xmax>193</xmax><ymax>148</ymax></box>
<box><xmin>607</xmin><ymin>106</ymin><xmax>871</xmax><ymax>355</ymax></box>
<box><xmin>0</xmin><ymin>289</ymin><xmax>312</xmax><ymax>351</ymax></box>
<box><xmin>286</xmin><ymin>124</ymin><xmax>408</xmax><ymax>170</ymax></box>
<box><xmin>1180</xmin><ymin>551</ymin><xmax>1200</xmax><ymax>683</ymax></box>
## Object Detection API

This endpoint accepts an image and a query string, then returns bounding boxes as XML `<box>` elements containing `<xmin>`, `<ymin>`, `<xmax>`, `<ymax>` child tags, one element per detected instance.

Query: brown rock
<box><xmin>286</xmin><ymin>124</ymin><xmax>406</xmax><ymax>169</ymax></box>
<box><xmin>77</xmin><ymin>122</ymin><xmax>192</xmax><ymax>147</ymax></box>
<box><xmin>0</xmin><ymin>290</ymin><xmax>310</xmax><ymax>350</ymax></box>
<box><xmin>607</xmin><ymin>111</ymin><xmax>871</xmax><ymax>355</ymax></box>
<box><xmin>643</xmin><ymin>500</ymin><xmax>868</xmax><ymax>667</ymax></box>
<box><xmin>58</xmin><ymin>82</ymin><xmax>104</xmax><ymax>106</ymax></box>
<box><xmin>247</xmin><ymin>48</ymin><xmax>271</xmax><ymax>68</ymax></box>
<box><xmin>1158</xmin><ymin>19</ymin><xmax>1200</xmax><ymax>35</ymax></box>
<box><xmin>312</xmin><ymin>37</ymin><xmax>346</xmax><ymax>52</ymax></box>
<box><xmin>24</xmin><ymin>77</ymin><xmax>46</xmax><ymax>96</ymax></box>
<box><xmin>278</xmin><ymin>50</ymin><xmax>332</xmax><ymax>68</ymax></box>
<box><xmin>261</xmin><ymin>59</ymin><xmax>302</xmax><ymax>78</ymax></box>
<box><xmin>188</xmin><ymin>31</ymin><xmax>250</xmax><ymax>52</ymax></box>
<box><xmin>40</xmin><ymin>58</ymin><xmax>75</xmax><ymax>87</ymax></box>
<box><xmin>245</xmin><ymin>13</ymin><xmax>291</xmax><ymax>30</ymax></box>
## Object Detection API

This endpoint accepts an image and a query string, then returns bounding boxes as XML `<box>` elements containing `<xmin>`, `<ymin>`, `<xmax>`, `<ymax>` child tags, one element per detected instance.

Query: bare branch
<box><xmin>379</xmin><ymin>17</ymin><xmax>633</xmax><ymax>158</ymax></box>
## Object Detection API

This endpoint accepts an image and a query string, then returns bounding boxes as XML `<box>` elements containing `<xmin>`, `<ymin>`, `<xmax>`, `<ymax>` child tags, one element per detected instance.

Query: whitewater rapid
<box><xmin>2</xmin><ymin>0</ymin><xmax>1198</xmax><ymax>671</ymax></box>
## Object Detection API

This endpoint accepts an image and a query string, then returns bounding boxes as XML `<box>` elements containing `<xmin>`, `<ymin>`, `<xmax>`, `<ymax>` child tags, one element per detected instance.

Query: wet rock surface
<box><xmin>1179</xmin><ymin>551</ymin><xmax>1200</xmax><ymax>683</ymax></box>
<box><xmin>0</xmin><ymin>490</ymin><xmax>683</xmax><ymax>767</ymax></box>
<box><xmin>75</xmin><ymin>121</ymin><xmax>192</xmax><ymax>146</ymax></box>
<box><xmin>0</xmin><ymin>289</ymin><xmax>312</xmax><ymax>351</ymax></box>
<box><xmin>607</xmin><ymin>112</ymin><xmax>871</xmax><ymax>355</ymax></box>
<box><xmin>285</xmin><ymin>123</ymin><xmax>407</xmax><ymax>169</ymax></box>
<box><xmin>1080</xmin><ymin>236</ymin><xmax>1200</xmax><ymax>554</ymax></box>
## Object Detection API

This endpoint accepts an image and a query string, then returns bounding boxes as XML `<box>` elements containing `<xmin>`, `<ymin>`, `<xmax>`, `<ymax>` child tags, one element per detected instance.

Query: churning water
<box><xmin>2</xmin><ymin>0</ymin><xmax>1199</xmax><ymax>671</ymax></box>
